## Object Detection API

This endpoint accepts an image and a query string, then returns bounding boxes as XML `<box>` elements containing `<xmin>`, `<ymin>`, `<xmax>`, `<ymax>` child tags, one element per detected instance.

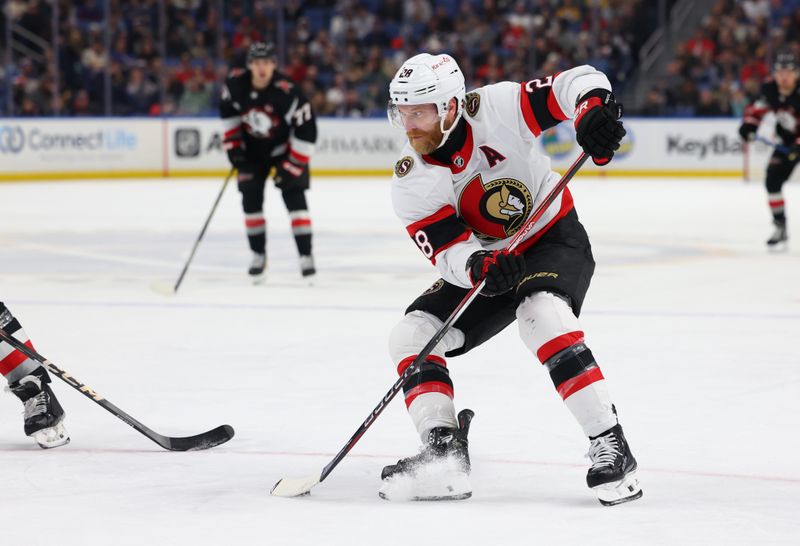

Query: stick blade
<box><xmin>270</xmin><ymin>475</ymin><xmax>320</xmax><ymax>497</ymax></box>
<box><xmin>164</xmin><ymin>424</ymin><xmax>235</xmax><ymax>451</ymax></box>
<box><xmin>150</xmin><ymin>280</ymin><xmax>177</xmax><ymax>296</ymax></box>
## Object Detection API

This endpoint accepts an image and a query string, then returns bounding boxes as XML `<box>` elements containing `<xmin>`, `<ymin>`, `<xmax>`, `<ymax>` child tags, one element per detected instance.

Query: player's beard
<box><xmin>406</xmin><ymin>124</ymin><xmax>444</xmax><ymax>155</ymax></box>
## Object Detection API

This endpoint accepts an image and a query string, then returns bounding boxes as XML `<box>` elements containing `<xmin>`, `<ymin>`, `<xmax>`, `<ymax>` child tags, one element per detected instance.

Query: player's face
<box><xmin>774</xmin><ymin>68</ymin><xmax>799</xmax><ymax>91</ymax></box>
<box><xmin>249</xmin><ymin>58</ymin><xmax>276</xmax><ymax>88</ymax></box>
<box><xmin>396</xmin><ymin>104</ymin><xmax>443</xmax><ymax>155</ymax></box>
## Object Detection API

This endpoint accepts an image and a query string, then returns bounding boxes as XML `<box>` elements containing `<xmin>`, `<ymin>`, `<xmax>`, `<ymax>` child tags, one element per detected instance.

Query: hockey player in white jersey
<box><xmin>380</xmin><ymin>53</ymin><xmax>640</xmax><ymax>505</ymax></box>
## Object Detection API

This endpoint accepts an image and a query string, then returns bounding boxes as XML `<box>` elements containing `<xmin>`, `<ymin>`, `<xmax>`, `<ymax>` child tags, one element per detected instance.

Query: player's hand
<box><xmin>467</xmin><ymin>250</ymin><xmax>526</xmax><ymax>296</ymax></box>
<box><xmin>738</xmin><ymin>122</ymin><xmax>757</xmax><ymax>142</ymax></box>
<box><xmin>274</xmin><ymin>157</ymin><xmax>307</xmax><ymax>186</ymax></box>
<box><xmin>574</xmin><ymin>90</ymin><xmax>626</xmax><ymax>166</ymax></box>
<box><xmin>225</xmin><ymin>140</ymin><xmax>247</xmax><ymax>168</ymax></box>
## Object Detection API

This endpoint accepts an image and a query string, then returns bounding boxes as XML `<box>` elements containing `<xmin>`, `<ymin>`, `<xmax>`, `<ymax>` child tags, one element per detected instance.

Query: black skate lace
<box><xmin>23</xmin><ymin>391</ymin><xmax>49</xmax><ymax>419</ymax></box>
<box><xmin>587</xmin><ymin>435</ymin><xmax>621</xmax><ymax>468</ymax></box>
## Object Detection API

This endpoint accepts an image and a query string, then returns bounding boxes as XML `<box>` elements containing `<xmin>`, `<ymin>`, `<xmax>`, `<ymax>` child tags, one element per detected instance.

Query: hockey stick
<box><xmin>754</xmin><ymin>135</ymin><xmax>798</xmax><ymax>160</ymax></box>
<box><xmin>152</xmin><ymin>167</ymin><xmax>236</xmax><ymax>295</ymax></box>
<box><xmin>271</xmin><ymin>151</ymin><xmax>590</xmax><ymax>497</ymax></box>
<box><xmin>0</xmin><ymin>330</ymin><xmax>235</xmax><ymax>451</ymax></box>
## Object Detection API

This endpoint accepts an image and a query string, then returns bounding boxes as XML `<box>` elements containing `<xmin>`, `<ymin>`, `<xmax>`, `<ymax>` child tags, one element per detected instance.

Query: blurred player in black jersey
<box><xmin>739</xmin><ymin>50</ymin><xmax>800</xmax><ymax>248</ymax></box>
<box><xmin>220</xmin><ymin>42</ymin><xmax>318</xmax><ymax>279</ymax></box>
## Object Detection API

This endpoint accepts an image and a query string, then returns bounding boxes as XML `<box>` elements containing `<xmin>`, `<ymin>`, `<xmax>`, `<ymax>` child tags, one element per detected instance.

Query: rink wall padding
<box><xmin>0</xmin><ymin>117</ymin><xmax>788</xmax><ymax>182</ymax></box>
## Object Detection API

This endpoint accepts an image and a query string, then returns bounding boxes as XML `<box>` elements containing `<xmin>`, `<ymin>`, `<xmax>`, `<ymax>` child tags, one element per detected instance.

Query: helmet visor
<box><xmin>388</xmin><ymin>102</ymin><xmax>441</xmax><ymax>130</ymax></box>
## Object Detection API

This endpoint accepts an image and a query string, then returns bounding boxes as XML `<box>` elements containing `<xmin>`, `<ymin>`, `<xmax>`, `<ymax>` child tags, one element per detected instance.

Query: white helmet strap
<box><xmin>435</xmin><ymin>99</ymin><xmax>463</xmax><ymax>150</ymax></box>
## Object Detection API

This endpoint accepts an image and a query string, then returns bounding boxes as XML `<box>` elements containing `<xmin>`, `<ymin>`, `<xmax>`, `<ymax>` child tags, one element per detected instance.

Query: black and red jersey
<box><xmin>219</xmin><ymin>69</ymin><xmax>317</xmax><ymax>165</ymax></box>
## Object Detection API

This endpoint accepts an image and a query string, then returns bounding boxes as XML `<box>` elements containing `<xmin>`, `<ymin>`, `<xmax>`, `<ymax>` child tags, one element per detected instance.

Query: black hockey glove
<box><xmin>738</xmin><ymin>122</ymin><xmax>758</xmax><ymax>142</ymax></box>
<box><xmin>274</xmin><ymin>156</ymin><xmax>307</xmax><ymax>187</ymax></box>
<box><xmin>574</xmin><ymin>89</ymin><xmax>626</xmax><ymax>166</ymax></box>
<box><xmin>467</xmin><ymin>249</ymin><xmax>526</xmax><ymax>296</ymax></box>
<box><xmin>224</xmin><ymin>131</ymin><xmax>246</xmax><ymax>168</ymax></box>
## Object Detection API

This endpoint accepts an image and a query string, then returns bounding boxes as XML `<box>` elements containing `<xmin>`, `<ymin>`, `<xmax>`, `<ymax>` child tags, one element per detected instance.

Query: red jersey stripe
<box><xmin>405</xmin><ymin>205</ymin><xmax>458</xmax><ymax>236</ymax></box>
<box><xmin>520</xmin><ymin>82</ymin><xmax>542</xmax><ymax>136</ymax></box>
<box><xmin>290</xmin><ymin>149</ymin><xmax>310</xmax><ymax>164</ymax></box>
<box><xmin>547</xmin><ymin>88</ymin><xmax>568</xmax><ymax>121</ymax></box>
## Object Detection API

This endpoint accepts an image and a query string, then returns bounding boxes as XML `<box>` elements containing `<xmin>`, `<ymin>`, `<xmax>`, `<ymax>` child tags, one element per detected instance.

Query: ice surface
<box><xmin>1</xmin><ymin>175</ymin><xmax>799</xmax><ymax>545</ymax></box>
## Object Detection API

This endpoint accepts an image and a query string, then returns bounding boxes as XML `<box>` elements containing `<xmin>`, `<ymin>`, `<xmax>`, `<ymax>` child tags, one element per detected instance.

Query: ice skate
<box><xmin>299</xmin><ymin>254</ymin><xmax>316</xmax><ymax>281</ymax></box>
<box><xmin>248</xmin><ymin>252</ymin><xmax>266</xmax><ymax>282</ymax></box>
<box><xmin>766</xmin><ymin>221</ymin><xmax>788</xmax><ymax>250</ymax></box>
<box><xmin>8</xmin><ymin>367</ymin><xmax>70</xmax><ymax>449</ymax></box>
<box><xmin>379</xmin><ymin>409</ymin><xmax>473</xmax><ymax>501</ymax></box>
<box><xmin>586</xmin><ymin>424</ymin><xmax>641</xmax><ymax>506</ymax></box>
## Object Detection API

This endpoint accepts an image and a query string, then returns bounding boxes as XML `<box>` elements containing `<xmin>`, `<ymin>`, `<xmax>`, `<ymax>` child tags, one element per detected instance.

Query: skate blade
<box><xmin>592</xmin><ymin>470</ymin><xmax>643</xmax><ymax>506</ymax></box>
<box><xmin>32</xmin><ymin>422</ymin><xmax>70</xmax><ymax>449</ymax></box>
<box><xmin>378</xmin><ymin>464</ymin><xmax>471</xmax><ymax>502</ymax></box>
<box><xmin>767</xmin><ymin>242</ymin><xmax>788</xmax><ymax>253</ymax></box>
<box><xmin>379</xmin><ymin>490</ymin><xmax>471</xmax><ymax>501</ymax></box>
<box><xmin>250</xmin><ymin>273</ymin><xmax>266</xmax><ymax>285</ymax></box>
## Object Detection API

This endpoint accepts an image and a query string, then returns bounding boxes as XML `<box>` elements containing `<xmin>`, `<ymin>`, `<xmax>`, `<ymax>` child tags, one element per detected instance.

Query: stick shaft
<box><xmin>173</xmin><ymin>168</ymin><xmax>235</xmax><ymax>293</ymax></box>
<box><xmin>0</xmin><ymin>330</ymin><xmax>237</xmax><ymax>451</ymax></box>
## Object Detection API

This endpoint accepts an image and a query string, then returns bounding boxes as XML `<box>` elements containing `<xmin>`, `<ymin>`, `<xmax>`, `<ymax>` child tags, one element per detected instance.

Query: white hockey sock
<box><xmin>407</xmin><ymin>392</ymin><xmax>458</xmax><ymax>442</ymax></box>
<box><xmin>562</xmin><ymin>379</ymin><xmax>617</xmax><ymax>438</ymax></box>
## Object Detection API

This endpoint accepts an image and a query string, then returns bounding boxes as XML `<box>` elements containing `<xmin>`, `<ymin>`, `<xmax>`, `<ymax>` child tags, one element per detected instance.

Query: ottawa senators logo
<box><xmin>395</xmin><ymin>156</ymin><xmax>414</xmax><ymax>178</ymax></box>
<box><xmin>465</xmin><ymin>92</ymin><xmax>480</xmax><ymax>117</ymax></box>
<box><xmin>458</xmin><ymin>175</ymin><xmax>533</xmax><ymax>241</ymax></box>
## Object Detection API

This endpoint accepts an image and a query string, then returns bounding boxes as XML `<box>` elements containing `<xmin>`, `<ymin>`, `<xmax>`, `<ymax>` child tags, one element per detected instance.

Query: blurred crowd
<box><xmin>1</xmin><ymin>0</ymin><xmax>796</xmax><ymax>118</ymax></box>
<box><xmin>639</xmin><ymin>0</ymin><xmax>800</xmax><ymax>117</ymax></box>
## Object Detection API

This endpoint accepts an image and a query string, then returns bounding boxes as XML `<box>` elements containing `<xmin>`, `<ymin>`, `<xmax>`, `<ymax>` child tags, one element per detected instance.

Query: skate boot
<box><xmin>586</xmin><ymin>423</ymin><xmax>641</xmax><ymax>506</ymax></box>
<box><xmin>8</xmin><ymin>367</ymin><xmax>70</xmax><ymax>449</ymax></box>
<box><xmin>248</xmin><ymin>252</ymin><xmax>266</xmax><ymax>280</ymax></box>
<box><xmin>766</xmin><ymin>220</ymin><xmax>788</xmax><ymax>249</ymax></box>
<box><xmin>299</xmin><ymin>254</ymin><xmax>316</xmax><ymax>279</ymax></box>
<box><xmin>379</xmin><ymin>409</ymin><xmax>473</xmax><ymax>501</ymax></box>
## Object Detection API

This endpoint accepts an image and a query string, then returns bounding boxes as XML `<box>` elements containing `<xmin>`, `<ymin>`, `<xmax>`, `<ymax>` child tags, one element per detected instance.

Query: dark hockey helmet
<box><xmin>773</xmin><ymin>50</ymin><xmax>798</xmax><ymax>72</ymax></box>
<box><xmin>247</xmin><ymin>41</ymin><xmax>276</xmax><ymax>64</ymax></box>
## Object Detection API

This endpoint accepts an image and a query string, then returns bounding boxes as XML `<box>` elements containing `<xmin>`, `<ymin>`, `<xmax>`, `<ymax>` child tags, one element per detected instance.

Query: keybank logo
<box><xmin>0</xmin><ymin>125</ymin><xmax>138</xmax><ymax>154</ymax></box>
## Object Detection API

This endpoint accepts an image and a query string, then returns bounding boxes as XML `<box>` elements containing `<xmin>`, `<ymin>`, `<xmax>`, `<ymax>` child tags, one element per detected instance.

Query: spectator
<box><xmin>177</xmin><ymin>71</ymin><xmax>211</xmax><ymax>115</ymax></box>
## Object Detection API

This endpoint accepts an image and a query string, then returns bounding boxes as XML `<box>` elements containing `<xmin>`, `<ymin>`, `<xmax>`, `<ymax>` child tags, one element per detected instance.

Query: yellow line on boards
<box><xmin>0</xmin><ymin>169</ymin><xmax>747</xmax><ymax>182</ymax></box>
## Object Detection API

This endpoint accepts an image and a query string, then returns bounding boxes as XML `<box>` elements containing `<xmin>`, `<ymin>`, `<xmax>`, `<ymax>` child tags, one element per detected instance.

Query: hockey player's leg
<box><xmin>517</xmin><ymin>292</ymin><xmax>641</xmax><ymax>505</ymax></box>
<box><xmin>765</xmin><ymin>153</ymin><xmax>791</xmax><ymax>248</ymax></box>
<box><xmin>1</xmin><ymin>304</ymin><xmax>69</xmax><ymax>449</ymax></box>
<box><xmin>237</xmin><ymin>166</ymin><xmax>268</xmax><ymax>277</ymax></box>
<box><xmin>280</xmin><ymin>186</ymin><xmax>315</xmax><ymax>279</ymax></box>
<box><xmin>380</xmin><ymin>310</ymin><xmax>472</xmax><ymax>500</ymax></box>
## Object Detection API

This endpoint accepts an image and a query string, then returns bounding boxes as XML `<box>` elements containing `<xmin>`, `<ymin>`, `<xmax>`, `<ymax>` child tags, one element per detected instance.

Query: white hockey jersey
<box><xmin>391</xmin><ymin>65</ymin><xmax>611</xmax><ymax>288</ymax></box>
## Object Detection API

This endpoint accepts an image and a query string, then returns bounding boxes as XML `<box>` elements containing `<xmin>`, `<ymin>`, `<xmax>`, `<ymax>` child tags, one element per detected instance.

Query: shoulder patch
<box><xmin>395</xmin><ymin>156</ymin><xmax>415</xmax><ymax>178</ymax></box>
<box><xmin>465</xmin><ymin>92</ymin><xmax>481</xmax><ymax>117</ymax></box>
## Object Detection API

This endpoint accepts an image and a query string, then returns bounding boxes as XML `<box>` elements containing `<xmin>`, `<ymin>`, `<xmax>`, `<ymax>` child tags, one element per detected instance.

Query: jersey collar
<box><xmin>423</xmin><ymin>118</ymin><xmax>473</xmax><ymax>175</ymax></box>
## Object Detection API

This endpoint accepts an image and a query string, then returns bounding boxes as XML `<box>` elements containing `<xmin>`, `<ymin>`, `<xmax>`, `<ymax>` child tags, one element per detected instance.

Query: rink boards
<box><xmin>0</xmin><ymin>116</ymin><xmax>793</xmax><ymax>181</ymax></box>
